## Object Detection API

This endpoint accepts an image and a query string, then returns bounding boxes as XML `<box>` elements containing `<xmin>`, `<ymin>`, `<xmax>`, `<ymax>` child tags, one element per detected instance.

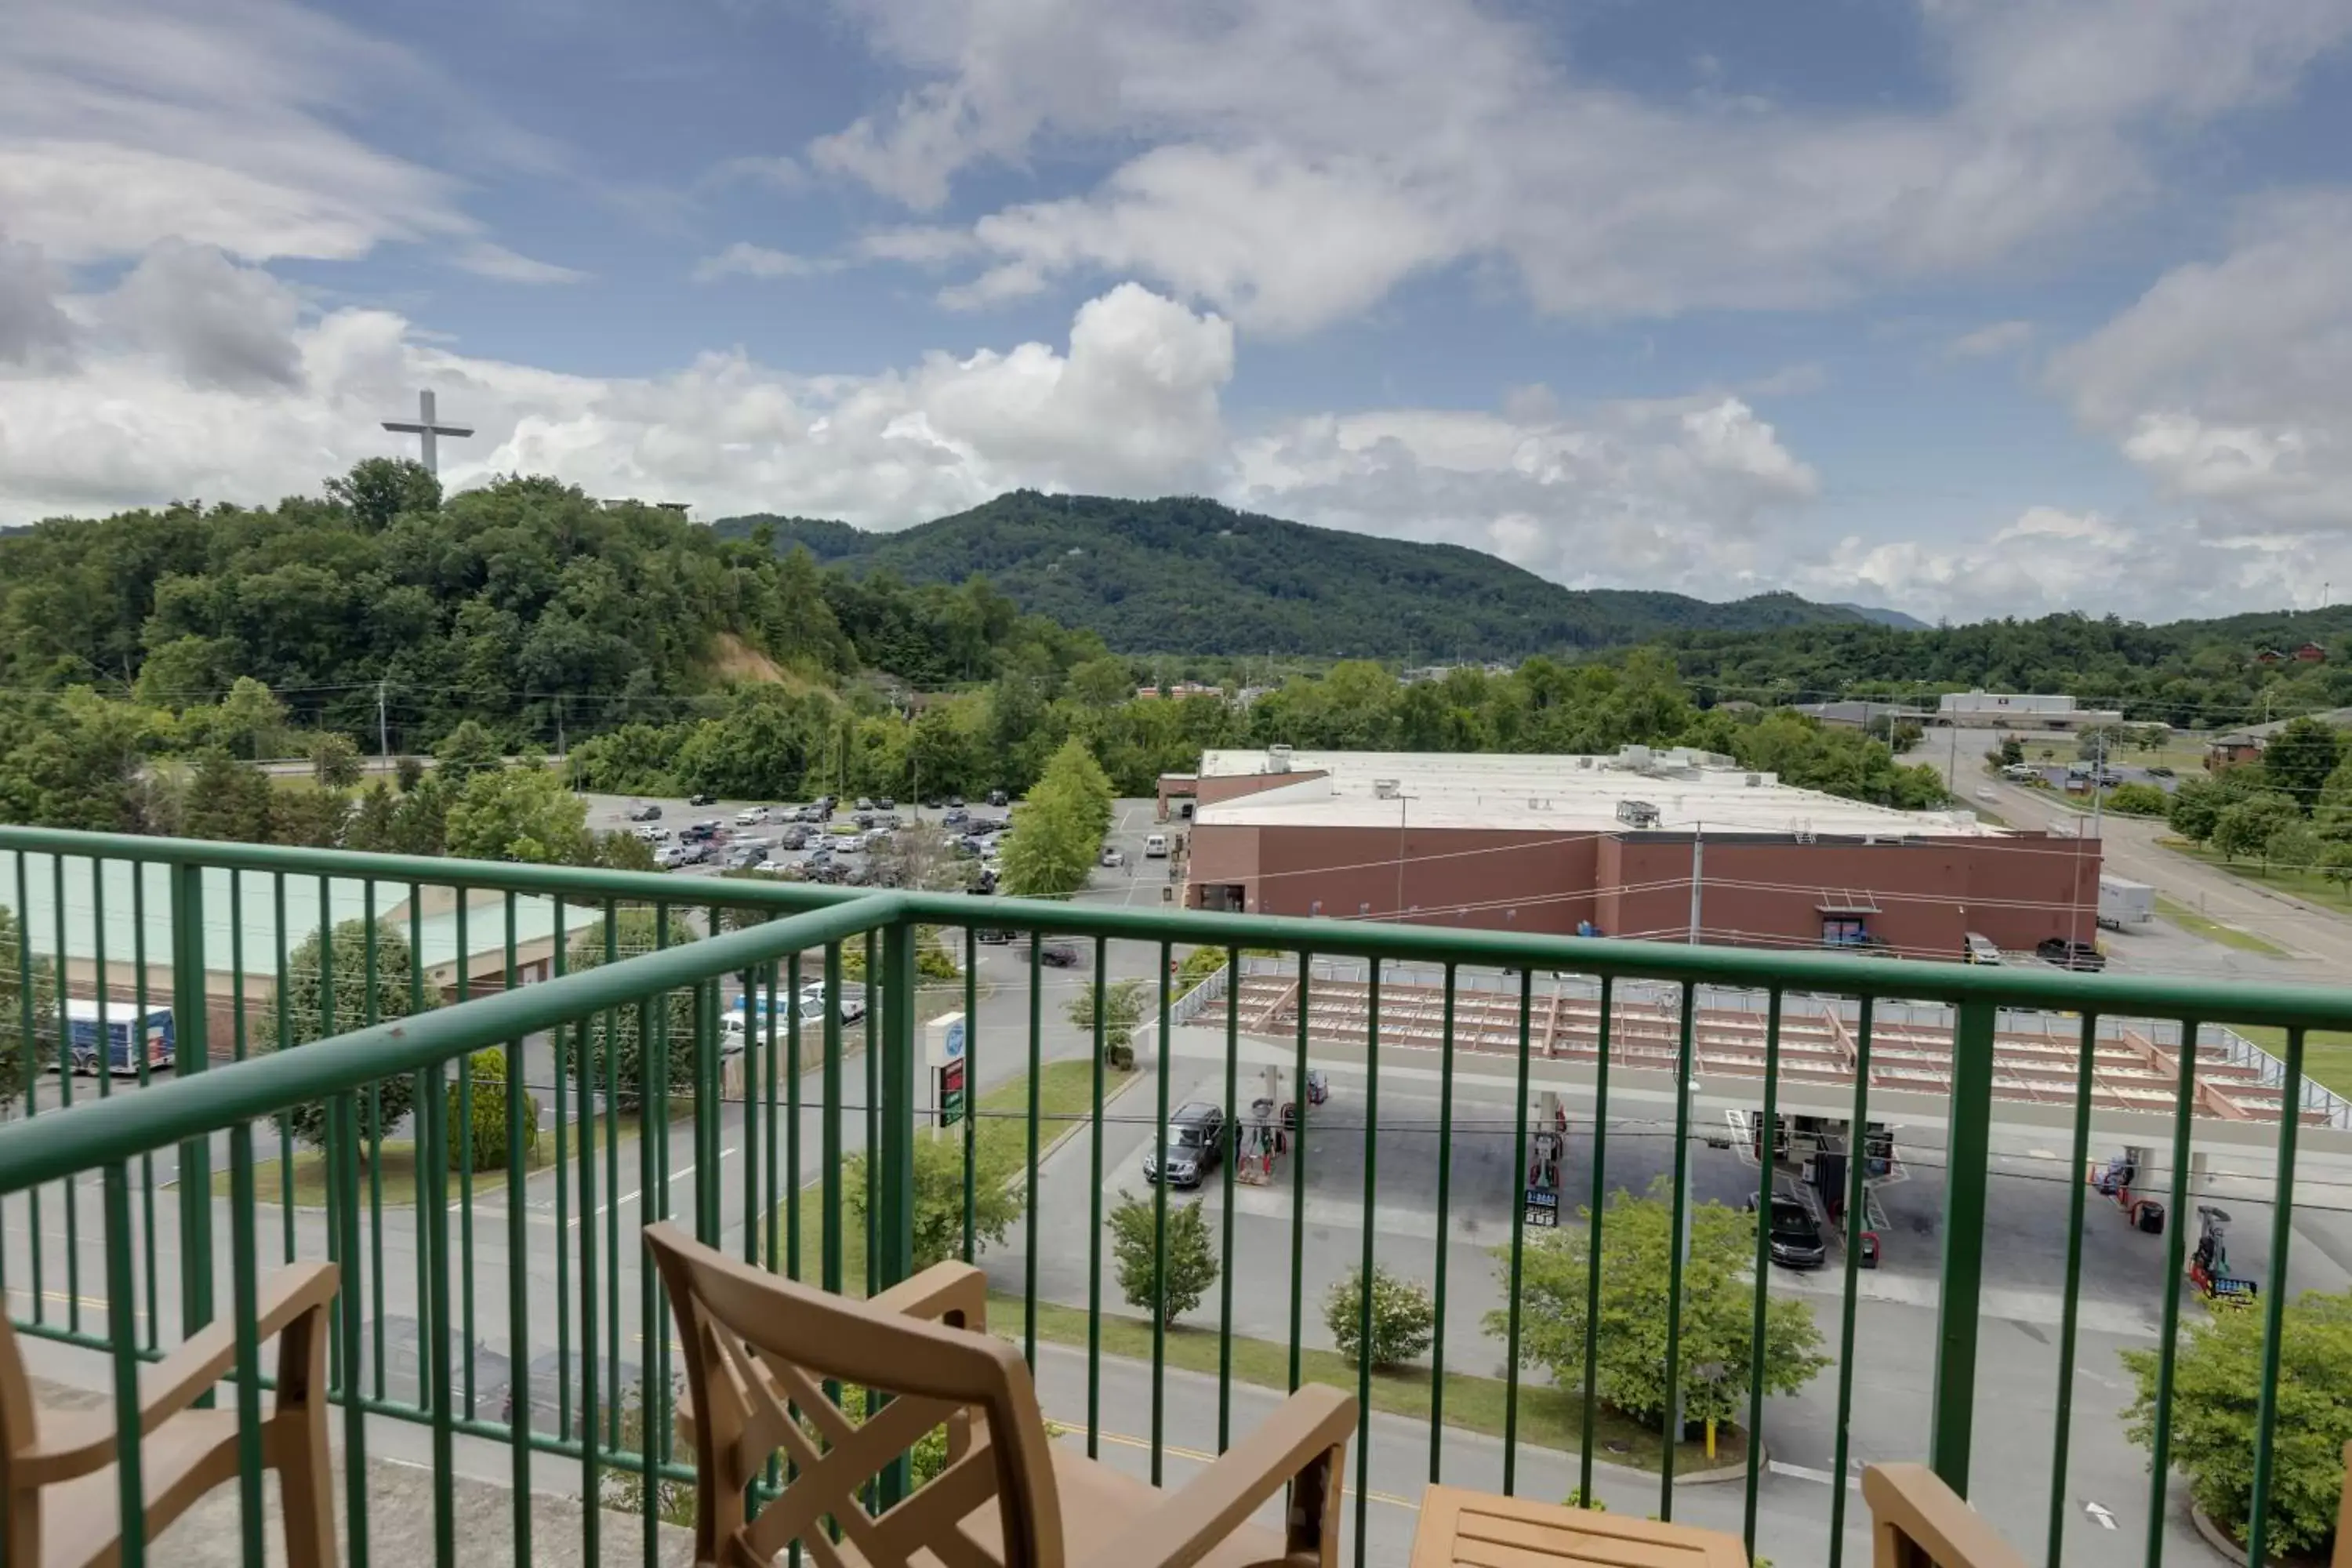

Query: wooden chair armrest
<box><xmin>21</xmin><ymin>1263</ymin><xmax>339</xmax><ymax>1485</ymax></box>
<box><xmin>1073</xmin><ymin>1385</ymin><xmax>1357</xmax><ymax>1568</ymax></box>
<box><xmin>1862</xmin><ymin>1464</ymin><xmax>2029</xmax><ymax>1568</ymax></box>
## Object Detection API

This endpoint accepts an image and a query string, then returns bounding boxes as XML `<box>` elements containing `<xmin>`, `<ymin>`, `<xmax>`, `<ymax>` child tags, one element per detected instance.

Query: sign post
<box><xmin>927</xmin><ymin>1012</ymin><xmax>968</xmax><ymax>1134</ymax></box>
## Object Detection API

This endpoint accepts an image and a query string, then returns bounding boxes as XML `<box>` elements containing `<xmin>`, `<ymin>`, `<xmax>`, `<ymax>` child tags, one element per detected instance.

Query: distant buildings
<box><xmin>1789</xmin><ymin>700</ymin><xmax>1929</xmax><ymax>729</ymax></box>
<box><xmin>1175</xmin><ymin>744</ymin><xmax>2098</xmax><ymax>956</ymax></box>
<box><xmin>1934</xmin><ymin>691</ymin><xmax>2123</xmax><ymax>730</ymax></box>
<box><xmin>2252</xmin><ymin>642</ymin><xmax>2328</xmax><ymax>666</ymax></box>
<box><xmin>2207</xmin><ymin>705</ymin><xmax>2352</xmax><ymax>770</ymax></box>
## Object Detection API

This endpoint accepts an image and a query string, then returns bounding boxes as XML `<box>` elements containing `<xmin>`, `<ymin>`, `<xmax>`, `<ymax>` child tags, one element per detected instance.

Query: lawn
<box><xmin>2154</xmin><ymin>894</ymin><xmax>2291</xmax><ymax>959</ymax></box>
<box><xmin>2161</xmin><ymin>837</ymin><xmax>2352</xmax><ymax>912</ymax></box>
<box><xmin>775</xmin><ymin>1058</ymin><xmax>1134</xmax><ymax>1291</ymax></box>
<box><xmin>2223</xmin><ymin>1023</ymin><xmax>2352</xmax><ymax>1101</ymax></box>
<box><xmin>1010</xmin><ymin>1295</ymin><xmax>1735</xmax><ymax>1475</ymax></box>
<box><xmin>213</xmin><ymin>1116</ymin><xmax>644</xmax><ymax>1207</ymax></box>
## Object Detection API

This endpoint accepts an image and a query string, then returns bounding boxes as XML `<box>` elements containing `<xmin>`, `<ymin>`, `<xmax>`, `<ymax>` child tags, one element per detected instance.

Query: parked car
<box><xmin>724</xmin><ymin>844</ymin><xmax>768</xmax><ymax>869</ymax></box>
<box><xmin>947</xmin><ymin>794</ymin><xmax>965</xmax><ymax>809</ymax></box>
<box><xmin>655</xmin><ymin>844</ymin><xmax>687</xmax><ymax>869</ymax></box>
<box><xmin>976</xmin><ymin>927</ymin><xmax>1012</xmax><ymax>944</ymax></box>
<box><xmin>1035</xmin><ymin>939</ymin><xmax>1081</xmax><ymax>967</ymax></box>
<box><xmin>735</xmin><ymin>806</ymin><xmax>768</xmax><ymax>826</ymax></box>
<box><xmin>799</xmin><ymin>981</ymin><xmax>867</xmax><ymax>1024</ymax></box>
<box><xmin>626</xmin><ymin>802</ymin><xmax>662</xmax><ymax>822</ymax></box>
<box><xmin>854</xmin><ymin>797</ymin><xmax>874</xmax><ymax>811</ymax></box>
<box><xmin>987</xmin><ymin>789</ymin><xmax>1008</xmax><ymax>807</ymax></box>
<box><xmin>687</xmin><ymin>792</ymin><xmax>716</xmax><ymax>806</ymax></box>
<box><xmin>877</xmin><ymin>797</ymin><xmax>895</xmax><ymax>811</ymax></box>
<box><xmin>1766</xmin><ymin>1196</ymin><xmax>1827</xmax><ymax>1269</ymax></box>
<box><xmin>922</xmin><ymin>797</ymin><xmax>945</xmax><ymax>809</ymax></box>
<box><xmin>777</xmin><ymin>825</ymin><xmax>811</xmax><ymax>850</ymax></box>
<box><xmin>1962</xmin><ymin>932</ymin><xmax>2002</xmax><ymax>965</ymax></box>
<box><xmin>2147</xmin><ymin>765</ymin><xmax>2176</xmax><ymax>778</ymax></box>
<box><xmin>967</xmin><ymin>867</ymin><xmax>997</xmax><ymax>895</ymax></box>
<box><xmin>2036</xmin><ymin>936</ymin><xmax>2107</xmax><ymax>972</ymax></box>
<box><xmin>1100</xmin><ymin>847</ymin><xmax>1125</xmax><ymax>868</ymax></box>
<box><xmin>942</xmin><ymin>807</ymin><xmax>968</xmax><ymax>828</ymax></box>
<box><xmin>1143</xmin><ymin>1102</ymin><xmax>1226</xmax><ymax>1188</ymax></box>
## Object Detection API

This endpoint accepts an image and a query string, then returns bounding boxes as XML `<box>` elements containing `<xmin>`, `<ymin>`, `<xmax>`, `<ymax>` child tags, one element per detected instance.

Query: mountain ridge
<box><xmin>713</xmin><ymin>492</ymin><xmax>1882</xmax><ymax>659</ymax></box>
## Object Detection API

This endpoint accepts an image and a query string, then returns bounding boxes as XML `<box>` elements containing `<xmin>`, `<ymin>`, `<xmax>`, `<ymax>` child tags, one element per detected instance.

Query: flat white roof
<box><xmin>1195</xmin><ymin>748</ymin><xmax>2002</xmax><ymax>838</ymax></box>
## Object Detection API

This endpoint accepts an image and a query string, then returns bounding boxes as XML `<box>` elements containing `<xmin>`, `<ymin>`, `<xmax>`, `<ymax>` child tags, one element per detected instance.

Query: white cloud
<box><xmin>455</xmin><ymin>243</ymin><xmax>588</xmax><ymax>285</ymax></box>
<box><xmin>100</xmin><ymin>240</ymin><xmax>306</xmax><ymax>391</ymax></box>
<box><xmin>1945</xmin><ymin>319</ymin><xmax>2035</xmax><ymax>360</ymax></box>
<box><xmin>691</xmin><ymin>243</ymin><xmax>829</xmax><ymax>283</ymax></box>
<box><xmin>0</xmin><ymin>235</ymin><xmax>75</xmax><ymax>365</ymax></box>
<box><xmin>2049</xmin><ymin>191</ymin><xmax>2352</xmax><ymax>529</ymax></box>
<box><xmin>1230</xmin><ymin>395</ymin><xmax>1818</xmax><ymax>590</ymax></box>
<box><xmin>815</xmin><ymin>0</ymin><xmax>2352</xmax><ymax>332</ymax></box>
<box><xmin>0</xmin><ymin>280</ymin><xmax>1235</xmax><ymax>525</ymax></box>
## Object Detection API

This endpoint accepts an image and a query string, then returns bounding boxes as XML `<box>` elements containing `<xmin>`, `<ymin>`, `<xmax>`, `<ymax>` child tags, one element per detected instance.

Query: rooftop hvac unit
<box><xmin>1616</xmin><ymin>799</ymin><xmax>1661</xmax><ymax>829</ymax></box>
<box><xmin>1745</xmin><ymin>773</ymin><xmax>1762</xmax><ymax>787</ymax></box>
<box><xmin>1268</xmin><ymin>744</ymin><xmax>1294</xmax><ymax>773</ymax></box>
<box><xmin>1373</xmin><ymin>778</ymin><xmax>1400</xmax><ymax>800</ymax></box>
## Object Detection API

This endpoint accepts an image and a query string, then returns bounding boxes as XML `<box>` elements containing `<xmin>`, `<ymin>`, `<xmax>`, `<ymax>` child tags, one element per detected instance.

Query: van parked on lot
<box><xmin>1145</xmin><ymin>833</ymin><xmax>1169</xmax><ymax>858</ymax></box>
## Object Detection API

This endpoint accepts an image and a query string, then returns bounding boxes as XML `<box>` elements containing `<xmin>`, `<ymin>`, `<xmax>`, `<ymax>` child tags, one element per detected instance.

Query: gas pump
<box><xmin>2188</xmin><ymin>1206</ymin><xmax>2258</xmax><ymax>1307</ymax></box>
<box><xmin>1523</xmin><ymin>1091</ymin><xmax>1566</xmax><ymax>1228</ymax></box>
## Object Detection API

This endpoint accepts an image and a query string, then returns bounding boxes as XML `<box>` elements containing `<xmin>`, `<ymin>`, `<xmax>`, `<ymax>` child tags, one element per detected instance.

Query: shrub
<box><xmin>263</xmin><ymin>917</ymin><xmax>424</xmax><ymax>1152</ymax></box>
<box><xmin>1324</xmin><ymin>1265</ymin><xmax>1436</xmax><ymax>1369</ymax></box>
<box><xmin>448</xmin><ymin>1048</ymin><xmax>540</xmax><ymax>1171</ymax></box>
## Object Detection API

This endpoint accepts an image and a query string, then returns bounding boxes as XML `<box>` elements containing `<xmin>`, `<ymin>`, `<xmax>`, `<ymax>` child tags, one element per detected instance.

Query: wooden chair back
<box><xmin>644</xmin><ymin>1222</ymin><xmax>1065</xmax><ymax>1568</ymax></box>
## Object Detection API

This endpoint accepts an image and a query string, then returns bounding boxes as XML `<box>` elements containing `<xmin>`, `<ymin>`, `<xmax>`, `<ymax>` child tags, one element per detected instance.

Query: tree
<box><xmin>2123</xmin><ymin>1288</ymin><xmax>2352</xmax><ymax>1558</ymax></box>
<box><xmin>310</xmin><ymin>731</ymin><xmax>363</xmax><ymax>789</ymax></box>
<box><xmin>1325</xmin><ymin>1265</ymin><xmax>1436</xmax><ymax>1370</ymax></box>
<box><xmin>213</xmin><ymin>677</ymin><xmax>289</xmax><ymax>760</ymax></box>
<box><xmin>2102</xmin><ymin>782</ymin><xmax>2168</xmax><ymax>817</ymax></box>
<box><xmin>1109</xmin><ymin>1190</ymin><xmax>1218</xmax><ymax>1326</ymax></box>
<box><xmin>2261</xmin><ymin>717</ymin><xmax>2343</xmax><ymax>811</ymax></box>
<box><xmin>590</xmin><ymin>829</ymin><xmax>659</xmax><ymax>872</ymax></box>
<box><xmin>448</xmin><ymin>1048</ymin><xmax>539</xmax><ymax>1171</ymax></box>
<box><xmin>1998</xmin><ymin>736</ymin><xmax>2024</xmax><ymax>768</ymax></box>
<box><xmin>0</xmin><ymin>906</ymin><xmax>60</xmax><ymax>1114</ymax></box>
<box><xmin>444</xmin><ymin>766</ymin><xmax>591</xmax><ymax>863</ymax></box>
<box><xmin>394</xmin><ymin>755</ymin><xmax>426</xmax><ymax>793</ymax></box>
<box><xmin>998</xmin><ymin>738</ymin><xmax>1114</xmax><ymax>898</ymax></box>
<box><xmin>846</xmin><ymin>1132</ymin><xmax>1022</xmax><ymax>1273</ymax></box>
<box><xmin>1068</xmin><ymin>655</ymin><xmax>1135</xmax><ymax>710</ymax></box>
<box><xmin>2267</xmin><ymin>820</ymin><xmax>2322</xmax><ymax>877</ymax></box>
<box><xmin>179</xmin><ymin>747</ymin><xmax>275</xmax><ymax>843</ymax></box>
<box><xmin>1065</xmin><ymin>978</ymin><xmax>1150</xmax><ymax>1069</ymax></box>
<box><xmin>325</xmin><ymin>456</ymin><xmax>441</xmax><ymax>529</ymax></box>
<box><xmin>267</xmin><ymin>783</ymin><xmax>351</xmax><ymax>848</ymax></box>
<box><xmin>434</xmin><ymin>719</ymin><xmax>502</xmax><ymax>779</ymax></box>
<box><xmin>261</xmin><ymin>919</ymin><xmax>425</xmax><ymax>1152</ymax></box>
<box><xmin>2169</xmin><ymin>776</ymin><xmax>2224</xmax><ymax>844</ymax></box>
<box><xmin>558</xmin><ymin>909</ymin><xmax>699</xmax><ymax>1107</ymax></box>
<box><xmin>2212</xmin><ymin>793</ymin><xmax>2301</xmax><ymax>864</ymax></box>
<box><xmin>1484</xmin><ymin>1179</ymin><xmax>1828</xmax><ymax>1432</ymax></box>
<box><xmin>2321</xmin><ymin>840</ymin><xmax>2352</xmax><ymax>899</ymax></box>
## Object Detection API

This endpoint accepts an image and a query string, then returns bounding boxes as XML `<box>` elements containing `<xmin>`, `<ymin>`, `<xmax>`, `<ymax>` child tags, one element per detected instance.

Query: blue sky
<box><xmin>5</xmin><ymin>0</ymin><xmax>2352</xmax><ymax>623</ymax></box>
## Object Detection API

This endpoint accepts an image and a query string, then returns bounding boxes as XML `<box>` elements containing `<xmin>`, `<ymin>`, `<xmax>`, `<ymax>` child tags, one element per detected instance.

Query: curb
<box><xmin>1027</xmin><ymin>1057</ymin><xmax>1150</xmax><ymax>1174</ymax></box>
<box><xmin>2190</xmin><ymin>1502</ymin><xmax>2288</xmax><ymax>1566</ymax></box>
<box><xmin>1671</xmin><ymin>1439</ymin><xmax>1766</xmax><ymax>1486</ymax></box>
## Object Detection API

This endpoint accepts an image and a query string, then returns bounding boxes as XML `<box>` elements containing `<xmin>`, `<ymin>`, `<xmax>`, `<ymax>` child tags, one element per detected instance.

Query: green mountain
<box><xmin>714</xmin><ymin>492</ymin><xmax>1869</xmax><ymax>659</ymax></box>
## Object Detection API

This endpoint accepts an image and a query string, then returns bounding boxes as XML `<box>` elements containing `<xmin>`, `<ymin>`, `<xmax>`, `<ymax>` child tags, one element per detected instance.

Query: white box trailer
<box><xmin>2098</xmin><ymin>876</ymin><xmax>2155</xmax><ymax>930</ymax></box>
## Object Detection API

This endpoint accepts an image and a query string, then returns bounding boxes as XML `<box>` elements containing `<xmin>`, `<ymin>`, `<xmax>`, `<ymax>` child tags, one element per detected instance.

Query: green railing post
<box><xmin>877</xmin><ymin>918</ymin><xmax>918</xmax><ymax>1293</ymax></box>
<box><xmin>1930</xmin><ymin>996</ymin><xmax>1998</xmax><ymax>1492</ymax></box>
<box><xmin>168</xmin><ymin>862</ymin><xmax>214</xmax><ymax>1346</ymax></box>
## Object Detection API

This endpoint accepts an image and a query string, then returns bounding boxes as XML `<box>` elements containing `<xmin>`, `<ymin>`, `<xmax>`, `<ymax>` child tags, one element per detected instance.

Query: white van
<box><xmin>1144</xmin><ymin>833</ymin><xmax>1169</xmax><ymax>858</ymax></box>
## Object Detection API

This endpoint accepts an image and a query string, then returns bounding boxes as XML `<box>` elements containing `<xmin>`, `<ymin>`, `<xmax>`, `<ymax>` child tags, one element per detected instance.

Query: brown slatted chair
<box><xmin>644</xmin><ymin>1221</ymin><xmax>1357</xmax><ymax>1568</ymax></box>
<box><xmin>0</xmin><ymin>1261</ymin><xmax>341</xmax><ymax>1568</ymax></box>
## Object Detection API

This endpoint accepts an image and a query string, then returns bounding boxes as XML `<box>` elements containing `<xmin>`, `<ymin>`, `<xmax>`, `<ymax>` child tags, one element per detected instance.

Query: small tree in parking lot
<box><xmin>1067</xmin><ymin>978</ymin><xmax>1149</xmax><ymax>1069</ymax></box>
<box><xmin>1109</xmin><ymin>1190</ymin><xmax>1218</xmax><ymax>1325</ymax></box>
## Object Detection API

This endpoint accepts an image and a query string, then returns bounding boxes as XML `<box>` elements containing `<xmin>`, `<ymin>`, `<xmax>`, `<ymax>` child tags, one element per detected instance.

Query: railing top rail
<box><xmin>0</xmin><ymin>891</ymin><xmax>905</xmax><ymax>1196</ymax></box>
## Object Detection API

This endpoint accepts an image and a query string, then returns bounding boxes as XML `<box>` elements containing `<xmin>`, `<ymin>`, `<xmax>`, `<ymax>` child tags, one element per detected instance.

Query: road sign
<box><xmin>936</xmin><ymin>1058</ymin><xmax>967</xmax><ymax>1129</ymax></box>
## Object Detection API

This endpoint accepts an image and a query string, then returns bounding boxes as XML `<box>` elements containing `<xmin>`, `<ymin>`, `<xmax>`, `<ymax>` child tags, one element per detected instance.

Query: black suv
<box><xmin>1143</xmin><ymin>1102</ymin><xmax>1225</xmax><ymax>1188</ymax></box>
<box><xmin>1035</xmin><ymin>939</ymin><xmax>1080</xmax><ymax>967</ymax></box>
<box><xmin>2036</xmin><ymin>936</ymin><xmax>2106</xmax><ymax>972</ymax></box>
<box><xmin>1765</xmin><ymin>1195</ymin><xmax>1826</xmax><ymax>1269</ymax></box>
<box><xmin>687</xmin><ymin>792</ymin><xmax>716</xmax><ymax>807</ymax></box>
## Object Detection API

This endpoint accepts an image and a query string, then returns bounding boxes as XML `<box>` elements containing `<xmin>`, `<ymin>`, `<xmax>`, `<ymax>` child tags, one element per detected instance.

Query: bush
<box><xmin>845</xmin><ymin>1132</ymin><xmax>1021</xmax><ymax>1272</ymax></box>
<box><xmin>557</xmin><ymin>909</ymin><xmax>699</xmax><ymax>1109</ymax></box>
<box><xmin>1325</xmin><ymin>1265</ymin><xmax>1436</xmax><ymax>1370</ymax></box>
<box><xmin>2103</xmin><ymin>782</ymin><xmax>2168</xmax><ymax>817</ymax></box>
<box><xmin>448</xmin><ymin>1048</ymin><xmax>540</xmax><ymax>1171</ymax></box>
<box><xmin>2124</xmin><ymin>1287</ymin><xmax>2352</xmax><ymax>1558</ymax></box>
<box><xmin>394</xmin><ymin>754</ymin><xmax>425</xmax><ymax>792</ymax></box>
<box><xmin>1109</xmin><ymin>1190</ymin><xmax>1218</xmax><ymax>1325</ymax></box>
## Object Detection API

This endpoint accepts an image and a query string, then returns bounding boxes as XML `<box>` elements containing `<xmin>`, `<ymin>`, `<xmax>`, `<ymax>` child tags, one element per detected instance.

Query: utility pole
<box><xmin>1687</xmin><ymin>823</ymin><xmax>1704</xmax><ymax>945</ymax></box>
<box><xmin>1392</xmin><ymin>794</ymin><xmax>1416</xmax><ymax>920</ymax></box>
<box><xmin>376</xmin><ymin>679</ymin><xmax>390</xmax><ymax>764</ymax></box>
<box><xmin>555</xmin><ymin>695</ymin><xmax>566</xmax><ymax>766</ymax></box>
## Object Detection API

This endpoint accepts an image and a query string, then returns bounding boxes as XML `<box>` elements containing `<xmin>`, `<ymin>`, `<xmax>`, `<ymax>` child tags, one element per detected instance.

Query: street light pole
<box><xmin>1393</xmin><ymin>794</ymin><xmax>1416</xmax><ymax>920</ymax></box>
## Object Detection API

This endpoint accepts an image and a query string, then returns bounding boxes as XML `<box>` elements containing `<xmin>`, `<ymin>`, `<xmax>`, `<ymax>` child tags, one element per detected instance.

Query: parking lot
<box><xmin>583</xmin><ymin>789</ymin><xmax>1014</xmax><ymax>887</ymax></box>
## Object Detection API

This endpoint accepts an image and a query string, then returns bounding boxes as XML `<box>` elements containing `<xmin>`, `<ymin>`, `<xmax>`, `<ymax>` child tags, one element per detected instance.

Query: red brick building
<box><xmin>1180</xmin><ymin>747</ymin><xmax>2102</xmax><ymax>960</ymax></box>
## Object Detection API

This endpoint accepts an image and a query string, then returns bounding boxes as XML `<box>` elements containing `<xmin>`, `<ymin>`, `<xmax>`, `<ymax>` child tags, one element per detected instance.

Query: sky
<box><xmin>4</xmin><ymin>0</ymin><xmax>2352</xmax><ymax>626</ymax></box>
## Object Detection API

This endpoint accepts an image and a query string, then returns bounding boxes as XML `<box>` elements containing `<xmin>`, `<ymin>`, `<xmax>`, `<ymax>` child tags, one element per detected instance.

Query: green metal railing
<box><xmin>1</xmin><ymin>826</ymin><xmax>2348</xmax><ymax>1568</ymax></box>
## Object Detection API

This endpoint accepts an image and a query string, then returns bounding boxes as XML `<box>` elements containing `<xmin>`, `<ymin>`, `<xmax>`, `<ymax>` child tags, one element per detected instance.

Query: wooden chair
<box><xmin>644</xmin><ymin>1221</ymin><xmax>1358</xmax><ymax>1568</ymax></box>
<box><xmin>1862</xmin><ymin>1465</ymin><xmax>2027</xmax><ymax>1568</ymax></box>
<box><xmin>0</xmin><ymin>1261</ymin><xmax>341</xmax><ymax>1568</ymax></box>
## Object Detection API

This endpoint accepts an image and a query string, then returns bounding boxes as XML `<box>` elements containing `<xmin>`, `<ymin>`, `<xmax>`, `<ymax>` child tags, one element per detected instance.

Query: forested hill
<box><xmin>1664</xmin><ymin>606</ymin><xmax>2352</xmax><ymax>731</ymax></box>
<box><xmin>713</xmin><ymin>492</ymin><xmax>1874</xmax><ymax>659</ymax></box>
